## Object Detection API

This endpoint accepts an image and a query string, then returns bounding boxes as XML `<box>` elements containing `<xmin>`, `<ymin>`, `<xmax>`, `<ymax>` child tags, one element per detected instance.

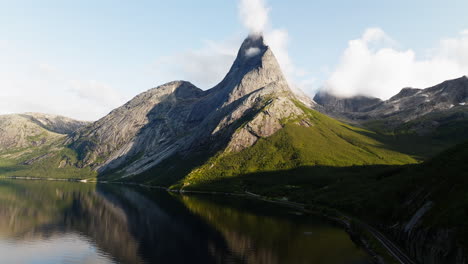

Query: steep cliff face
<box><xmin>68</xmin><ymin>81</ymin><xmax>205</xmax><ymax>170</ymax></box>
<box><xmin>69</xmin><ymin>35</ymin><xmax>306</xmax><ymax>177</ymax></box>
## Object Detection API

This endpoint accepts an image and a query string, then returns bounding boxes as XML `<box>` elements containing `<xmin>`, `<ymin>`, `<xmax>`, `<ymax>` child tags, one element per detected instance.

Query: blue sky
<box><xmin>1</xmin><ymin>0</ymin><xmax>467</xmax><ymax>120</ymax></box>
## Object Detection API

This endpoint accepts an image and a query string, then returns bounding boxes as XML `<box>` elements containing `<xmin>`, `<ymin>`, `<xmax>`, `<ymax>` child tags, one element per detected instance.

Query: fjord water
<box><xmin>0</xmin><ymin>180</ymin><xmax>372</xmax><ymax>264</ymax></box>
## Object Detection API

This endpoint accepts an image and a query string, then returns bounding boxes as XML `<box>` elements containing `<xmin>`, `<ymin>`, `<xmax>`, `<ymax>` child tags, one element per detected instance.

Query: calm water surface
<box><xmin>0</xmin><ymin>179</ymin><xmax>372</xmax><ymax>264</ymax></box>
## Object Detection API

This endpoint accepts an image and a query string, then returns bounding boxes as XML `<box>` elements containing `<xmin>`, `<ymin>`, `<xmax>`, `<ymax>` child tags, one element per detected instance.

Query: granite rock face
<box><xmin>0</xmin><ymin>113</ymin><xmax>87</xmax><ymax>152</ymax></box>
<box><xmin>20</xmin><ymin>113</ymin><xmax>89</xmax><ymax>134</ymax></box>
<box><xmin>68</xmin><ymin>35</ymin><xmax>307</xmax><ymax>177</ymax></box>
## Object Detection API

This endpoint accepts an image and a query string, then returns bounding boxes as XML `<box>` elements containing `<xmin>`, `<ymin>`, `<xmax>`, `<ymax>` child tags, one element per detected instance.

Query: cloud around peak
<box><xmin>237</xmin><ymin>0</ymin><xmax>315</xmax><ymax>95</ymax></box>
<box><xmin>152</xmin><ymin>0</ymin><xmax>315</xmax><ymax>96</ymax></box>
<box><xmin>238</xmin><ymin>0</ymin><xmax>270</xmax><ymax>35</ymax></box>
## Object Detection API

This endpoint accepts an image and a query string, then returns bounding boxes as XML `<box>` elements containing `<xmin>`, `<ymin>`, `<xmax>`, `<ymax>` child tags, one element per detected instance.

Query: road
<box><xmin>357</xmin><ymin>220</ymin><xmax>418</xmax><ymax>264</ymax></box>
<box><xmin>244</xmin><ymin>191</ymin><xmax>418</xmax><ymax>264</ymax></box>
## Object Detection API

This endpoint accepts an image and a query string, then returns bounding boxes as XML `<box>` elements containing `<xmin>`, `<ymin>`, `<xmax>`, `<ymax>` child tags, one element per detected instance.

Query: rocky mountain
<box><xmin>59</xmin><ymin>35</ymin><xmax>415</xmax><ymax>184</ymax></box>
<box><xmin>1</xmin><ymin>36</ymin><xmax>465</xmax><ymax>185</ymax></box>
<box><xmin>0</xmin><ymin>113</ymin><xmax>87</xmax><ymax>152</ymax></box>
<box><xmin>1</xmin><ymin>34</ymin><xmax>467</xmax><ymax>264</ymax></box>
<box><xmin>313</xmin><ymin>90</ymin><xmax>382</xmax><ymax>113</ymax></box>
<box><xmin>20</xmin><ymin>112</ymin><xmax>90</xmax><ymax>134</ymax></box>
<box><xmin>315</xmin><ymin>76</ymin><xmax>468</xmax><ymax>124</ymax></box>
<box><xmin>0</xmin><ymin>33</ymin><xmax>466</xmax><ymax>264</ymax></box>
<box><xmin>68</xmin><ymin>35</ymin><xmax>308</xmax><ymax>177</ymax></box>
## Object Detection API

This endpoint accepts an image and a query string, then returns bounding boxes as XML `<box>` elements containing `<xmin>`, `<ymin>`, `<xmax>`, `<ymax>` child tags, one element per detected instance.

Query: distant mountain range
<box><xmin>314</xmin><ymin>75</ymin><xmax>468</xmax><ymax>125</ymax></box>
<box><xmin>0</xmin><ymin>35</ymin><xmax>467</xmax><ymax>264</ymax></box>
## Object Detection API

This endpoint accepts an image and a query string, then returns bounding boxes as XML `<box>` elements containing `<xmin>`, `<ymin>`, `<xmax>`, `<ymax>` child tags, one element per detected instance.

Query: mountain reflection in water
<box><xmin>0</xmin><ymin>180</ymin><xmax>372</xmax><ymax>264</ymax></box>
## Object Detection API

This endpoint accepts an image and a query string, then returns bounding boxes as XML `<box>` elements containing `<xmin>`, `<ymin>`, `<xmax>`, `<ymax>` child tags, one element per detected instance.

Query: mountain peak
<box><xmin>209</xmin><ymin>35</ymin><xmax>290</xmax><ymax>105</ymax></box>
<box><xmin>229</xmin><ymin>34</ymin><xmax>270</xmax><ymax>71</ymax></box>
<box><xmin>66</xmin><ymin>34</ymin><xmax>301</xmax><ymax>175</ymax></box>
<box><xmin>238</xmin><ymin>34</ymin><xmax>268</xmax><ymax>59</ymax></box>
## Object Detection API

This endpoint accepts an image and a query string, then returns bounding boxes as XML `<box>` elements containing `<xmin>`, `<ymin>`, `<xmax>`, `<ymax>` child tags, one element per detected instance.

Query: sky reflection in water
<box><xmin>0</xmin><ymin>179</ymin><xmax>372</xmax><ymax>264</ymax></box>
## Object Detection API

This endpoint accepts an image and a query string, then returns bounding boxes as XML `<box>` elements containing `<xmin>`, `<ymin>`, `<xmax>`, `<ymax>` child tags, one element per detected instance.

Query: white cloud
<box><xmin>263</xmin><ymin>29</ymin><xmax>311</xmax><ymax>94</ymax></box>
<box><xmin>245</xmin><ymin>47</ymin><xmax>261</xmax><ymax>57</ymax></box>
<box><xmin>152</xmin><ymin>38</ymin><xmax>239</xmax><ymax>88</ymax></box>
<box><xmin>0</xmin><ymin>63</ymin><xmax>125</xmax><ymax>121</ymax></box>
<box><xmin>69</xmin><ymin>80</ymin><xmax>124</xmax><ymax>107</ymax></box>
<box><xmin>362</xmin><ymin>28</ymin><xmax>393</xmax><ymax>44</ymax></box>
<box><xmin>237</xmin><ymin>0</ymin><xmax>315</xmax><ymax>95</ymax></box>
<box><xmin>324</xmin><ymin>28</ymin><xmax>468</xmax><ymax>99</ymax></box>
<box><xmin>152</xmin><ymin>0</ymin><xmax>315</xmax><ymax>96</ymax></box>
<box><xmin>239</xmin><ymin>0</ymin><xmax>270</xmax><ymax>35</ymax></box>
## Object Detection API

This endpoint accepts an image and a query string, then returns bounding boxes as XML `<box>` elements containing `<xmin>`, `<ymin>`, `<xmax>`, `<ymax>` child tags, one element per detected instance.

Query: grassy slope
<box><xmin>180</xmin><ymin>103</ymin><xmax>417</xmax><ymax>189</ymax></box>
<box><xmin>183</xmin><ymin>140</ymin><xmax>468</xmax><ymax>258</ymax></box>
<box><xmin>363</xmin><ymin>106</ymin><xmax>468</xmax><ymax>159</ymax></box>
<box><xmin>310</xmin><ymin>140</ymin><xmax>468</xmax><ymax>218</ymax></box>
<box><xmin>0</xmin><ymin>138</ymin><xmax>96</xmax><ymax>180</ymax></box>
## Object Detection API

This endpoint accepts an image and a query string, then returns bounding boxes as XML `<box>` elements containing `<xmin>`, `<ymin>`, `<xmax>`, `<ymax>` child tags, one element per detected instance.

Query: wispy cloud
<box><xmin>152</xmin><ymin>38</ymin><xmax>239</xmax><ymax>88</ymax></box>
<box><xmin>68</xmin><ymin>80</ymin><xmax>124</xmax><ymax>107</ymax></box>
<box><xmin>0</xmin><ymin>63</ymin><xmax>125</xmax><ymax>120</ymax></box>
<box><xmin>152</xmin><ymin>0</ymin><xmax>315</xmax><ymax>96</ymax></box>
<box><xmin>238</xmin><ymin>0</ymin><xmax>315</xmax><ymax>95</ymax></box>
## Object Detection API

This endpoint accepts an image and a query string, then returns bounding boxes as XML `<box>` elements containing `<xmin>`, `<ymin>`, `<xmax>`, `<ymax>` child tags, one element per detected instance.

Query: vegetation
<box><xmin>177</xmin><ymin>140</ymin><xmax>468</xmax><ymax>258</ymax></box>
<box><xmin>179</xmin><ymin>194</ymin><xmax>372</xmax><ymax>263</ymax></box>
<box><xmin>0</xmin><ymin>139</ymin><xmax>96</xmax><ymax>180</ymax></box>
<box><xmin>363</xmin><ymin>106</ymin><xmax>468</xmax><ymax>159</ymax></box>
<box><xmin>180</xmin><ymin>103</ymin><xmax>417</xmax><ymax>188</ymax></box>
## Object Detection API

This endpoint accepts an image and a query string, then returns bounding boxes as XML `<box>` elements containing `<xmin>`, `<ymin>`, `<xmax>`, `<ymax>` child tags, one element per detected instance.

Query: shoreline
<box><xmin>1</xmin><ymin>176</ymin><xmax>414</xmax><ymax>264</ymax></box>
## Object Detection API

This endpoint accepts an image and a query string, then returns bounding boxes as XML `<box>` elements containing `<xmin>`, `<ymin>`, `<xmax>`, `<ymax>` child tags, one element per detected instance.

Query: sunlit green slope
<box><xmin>179</xmin><ymin>103</ymin><xmax>417</xmax><ymax>188</ymax></box>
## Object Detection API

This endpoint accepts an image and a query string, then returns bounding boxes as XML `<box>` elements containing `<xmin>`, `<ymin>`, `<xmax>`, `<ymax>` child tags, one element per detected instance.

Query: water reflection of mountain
<box><xmin>0</xmin><ymin>180</ymin><xmax>371</xmax><ymax>264</ymax></box>
<box><xmin>179</xmin><ymin>195</ymin><xmax>372</xmax><ymax>264</ymax></box>
<box><xmin>92</xmin><ymin>185</ymin><xmax>237</xmax><ymax>264</ymax></box>
<box><xmin>0</xmin><ymin>180</ymin><xmax>238</xmax><ymax>264</ymax></box>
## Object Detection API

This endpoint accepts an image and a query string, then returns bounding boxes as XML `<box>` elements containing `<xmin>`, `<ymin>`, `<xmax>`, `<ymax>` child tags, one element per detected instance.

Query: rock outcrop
<box><xmin>0</xmin><ymin>113</ymin><xmax>88</xmax><ymax>153</ymax></box>
<box><xmin>20</xmin><ymin>112</ymin><xmax>89</xmax><ymax>134</ymax></box>
<box><xmin>68</xmin><ymin>35</ymin><xmax>307</xmax><ymax>177</ymax></box>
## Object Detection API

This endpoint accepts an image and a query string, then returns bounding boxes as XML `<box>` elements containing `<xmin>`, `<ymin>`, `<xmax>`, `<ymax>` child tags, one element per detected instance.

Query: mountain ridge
<box><xmin>0</xmin><ymin>36</ymin><xmax>466</xmax><ymax>264</ymax></box>
<box><xmin>315</xmin><ymin>75</ymin><xmax>468</xmax><ymax>124</ymax></box>
<box><xmin>66</xmin><ymin>35</ymin><xmax>310</xmax><ymax>178</ymax></box>
<box><xmin>0</xmin><ymin>113</ymin><xmax>88</xmax><ymax>152</ymax></box>
<box><xmin>0</xmin><ymin>36</ymin><xmax>466</xmax><ymax>185</ymax></box>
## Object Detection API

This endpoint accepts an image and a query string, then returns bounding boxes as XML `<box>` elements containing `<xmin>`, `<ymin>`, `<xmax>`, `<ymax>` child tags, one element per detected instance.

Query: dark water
<box><xmin>0</xmin><ymin>179</ymin><xmax>373</xmax><ymax>264</ymax></box>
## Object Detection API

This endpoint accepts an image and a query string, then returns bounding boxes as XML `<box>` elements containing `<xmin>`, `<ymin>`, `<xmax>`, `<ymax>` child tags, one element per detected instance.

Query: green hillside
<box><xmin>181</xmin><ymin>138</ymin><xmax>468</xmax><ymax>261</ymax></box>
<box><xmin>363</xmin><ymin>106</ymin><xmax>468</xmax><ymax>159</ymax></box>
<box><xmin>0</xmin><ymin>140</ymin><xmax>96</xmax><ymax>180</ymax></box>
<box><xmin>179</xmin><ymin>102</ymin><xmax>417</xmax><ymax>189</ymax></box>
